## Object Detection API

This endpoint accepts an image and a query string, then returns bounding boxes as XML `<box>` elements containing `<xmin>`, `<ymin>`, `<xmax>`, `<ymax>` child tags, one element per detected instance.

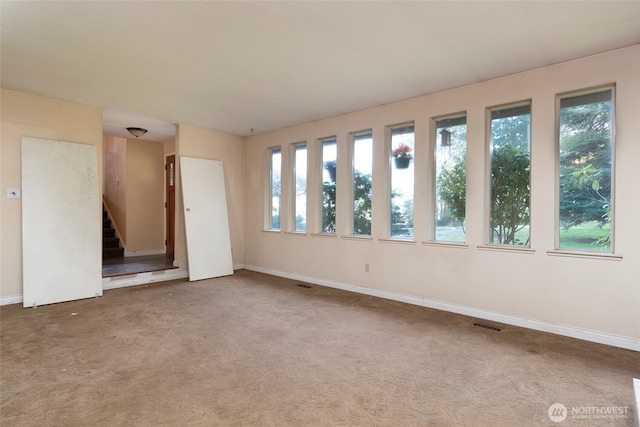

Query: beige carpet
<box><xmin>1</xmin><ymin>270</ymin><xmax>638</xmax><ymax>426</ymax></box>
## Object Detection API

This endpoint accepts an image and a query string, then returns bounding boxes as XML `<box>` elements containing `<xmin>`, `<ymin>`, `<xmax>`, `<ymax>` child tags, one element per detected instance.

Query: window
<box><xmin>293</xmin><ymin>143</ymin><xmax>307</xmax><ymax>232</ymax></box>
<box><xmin>434</xmin><ymin>116</ymin><xmax>467</xmax><ymax>242</ymax></box>
<box><xmin>352</xmin><ymin>131</ymin><xmax>373</xmax><ymax>236</ymax></box>
<box><xmin>489</xmin><ymin>104</ymin><xmax>531</xmax><ymax>246</ymax></box>
<box><xmin>269</xmin><ymin>147</ymin><xmax>281</xmax><ymax>230</ymax></box>
<box><xmin>321</xmin><ymin>138</ymin><xmax>337</xmax><ymax>234</ymax></box>
<box><xmin>558</xmin><ymin>88</ymin><xmax>613</xmax><ymax>252</ymax></box>
<box><xmin>390</xmin><ymin>125</ymin><xmax>414</xmax><ymax>239</ymax></box>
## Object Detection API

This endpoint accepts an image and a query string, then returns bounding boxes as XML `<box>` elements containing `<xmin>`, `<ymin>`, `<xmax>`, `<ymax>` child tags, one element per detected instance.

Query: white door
<box><xmin>180</xmin><ymin>156</ymin><xmax>233</xmax><ymax>281</ymax></box>
<box><xmin>21</xmin><ymin>137</ymin><xmax>102</xmax><ymax>307</ymax></box>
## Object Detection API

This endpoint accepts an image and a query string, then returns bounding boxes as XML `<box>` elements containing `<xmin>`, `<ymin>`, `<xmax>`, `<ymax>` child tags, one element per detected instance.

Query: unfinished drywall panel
<box><xmin>22</xmin><ymin>137</ymin><xmax>102</xmax><ymax>307</ymax></box>
<box><xmin>180</xmin><ymin>156</ymin><xmax>233</xmax><ymax>281</ymax></box>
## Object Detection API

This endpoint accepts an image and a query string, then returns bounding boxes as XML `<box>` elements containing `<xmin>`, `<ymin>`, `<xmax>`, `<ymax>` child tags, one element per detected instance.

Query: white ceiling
<box><xmin>2</xmin><ymin>1</ymin><xmax>639</xmax><ymax>142</ymax></box>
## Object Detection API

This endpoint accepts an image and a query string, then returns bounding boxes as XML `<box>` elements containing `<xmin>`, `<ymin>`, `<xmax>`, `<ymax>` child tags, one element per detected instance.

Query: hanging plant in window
<box><xmin>392</xmin><ymin>144</ymin><xmax>413</xmax><ymax>169</ymax></box>
<box><xmin>324</xmin><ymin>160</ymin><xmax>337</xmax><ymax>182</ymax></box>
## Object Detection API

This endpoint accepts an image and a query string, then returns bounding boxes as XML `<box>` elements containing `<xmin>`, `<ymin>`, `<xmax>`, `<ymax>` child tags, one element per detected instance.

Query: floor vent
<box><xmin>296</xmin><ymin>284</ymin><xmax>312</xmax><ymax>289</ymax></box>
<box><xmin>473</xmin><ymin>322</ymin><xmax>502</xmax><ymax>332</ymax></box>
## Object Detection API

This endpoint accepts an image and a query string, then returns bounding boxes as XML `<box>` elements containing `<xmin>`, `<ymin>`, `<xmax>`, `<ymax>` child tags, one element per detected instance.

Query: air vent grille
<box><xmin>472</xmin><ymin>322</ymin><xmax>502</xmax><ymax>332</ymax></box>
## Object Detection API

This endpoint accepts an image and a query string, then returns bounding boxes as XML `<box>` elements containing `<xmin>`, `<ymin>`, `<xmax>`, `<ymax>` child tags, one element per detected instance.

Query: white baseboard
<box><xmin>0</xmin><ymin>294</ymin><xmax>24</xmax><ymax>306</ymax></box>
<box><xmin>243</xmin><ymin>265</ymin><xmax>640</xmax><ymax>352</ymax></box>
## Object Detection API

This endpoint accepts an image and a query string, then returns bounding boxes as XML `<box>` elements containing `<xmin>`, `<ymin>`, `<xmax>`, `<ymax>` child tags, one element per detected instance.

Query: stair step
<box><xmin>102</xmin><ymin>205</ymin><xmax>123</xmax><ymax>259</ymax></box>
<box><xmin>103</xmin><ymin>247</ymin><xmax>124</xmax><ymax>259</ymax></box>
<box><xmin>103</xmin><ymin>237</ymin><xmax>120</xmax><ymax>248</ymax></box>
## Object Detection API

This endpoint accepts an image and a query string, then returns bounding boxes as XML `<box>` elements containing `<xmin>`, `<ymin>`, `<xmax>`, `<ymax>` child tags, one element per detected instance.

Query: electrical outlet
<box><xmin>364</xmin><ymin>263</ymin><xmax>370</xmax><ymax>273</ymax></box>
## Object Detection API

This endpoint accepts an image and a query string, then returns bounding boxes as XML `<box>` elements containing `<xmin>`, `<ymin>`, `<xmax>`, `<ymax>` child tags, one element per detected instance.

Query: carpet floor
<box><xmin>1</xmin><ymin>270</ymin><xmax>638</xmax><ymax>426</ymax></box>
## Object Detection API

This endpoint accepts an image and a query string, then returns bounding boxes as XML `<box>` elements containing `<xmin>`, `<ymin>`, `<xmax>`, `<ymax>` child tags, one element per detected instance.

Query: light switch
<box><xmin>6</xmin><ymin>188</ymin><xmax>21</xmax><ymax>199</ymax></box>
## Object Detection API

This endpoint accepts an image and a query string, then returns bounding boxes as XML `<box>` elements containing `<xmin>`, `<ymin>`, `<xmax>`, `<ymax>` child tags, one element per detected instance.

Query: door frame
<box><xmin>165</xmin><ymin>153</ymin><xmax>176</xmax><ymax>258</ymax></box>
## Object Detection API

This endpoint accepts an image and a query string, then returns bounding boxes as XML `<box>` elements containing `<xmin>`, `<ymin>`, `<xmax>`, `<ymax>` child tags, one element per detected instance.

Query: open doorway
<box><xmin>101</xmin><ymin>136</ymin><xmax>176</xmax><ymax>277</ymax></box>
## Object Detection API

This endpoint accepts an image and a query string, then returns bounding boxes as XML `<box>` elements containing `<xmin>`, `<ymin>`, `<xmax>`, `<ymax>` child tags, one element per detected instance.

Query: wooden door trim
<box><xmin>165</xmin><ymin>154</ymin><xmax>176</xmax><ymax>257</ymax></box>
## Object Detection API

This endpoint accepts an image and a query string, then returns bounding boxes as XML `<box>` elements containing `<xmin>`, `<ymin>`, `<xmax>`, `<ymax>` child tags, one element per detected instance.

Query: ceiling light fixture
<box><xmin>126</xmin><ymin>127</ymin><xmax>148</xmax><ymax>138</ymax></box>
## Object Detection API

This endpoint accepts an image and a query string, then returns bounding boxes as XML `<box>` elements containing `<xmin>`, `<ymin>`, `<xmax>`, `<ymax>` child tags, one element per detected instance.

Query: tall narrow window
<box><xmin>558</xmin><ymin>89</ymin><xmax>613</xmax><ymax>252</ymax></box>
<box><xmin>434</xmin><ymin>116</ymin><xmax>467</xmax><ymax>242</ymax></box>
<box><xmin>269</xmin><ymin>148</ymin><xmax>281</xmax><ymax>230</ymax></box>
<box><xmin>321</xmin><ymin>138</ymin><xmax>337</xmax><ymax>234</ymax></box>
<box><xmin>489</xmin><ymin>104</ymin><xmax>531</xmax><ymax>246</ymax></box>
<box><xmin>390</xmin><ymin>125</ymin><xmax>414</xmax><ymax>239</ymax></box>
<box><xmin>352</xmin><ymin>132</ymin><xmax>373</xmax><ymax>236</ymax></box>
<box><xmin>293</xmin><ymin>143</ymin><xmax>307</xmax><ymax>232</ymax></box>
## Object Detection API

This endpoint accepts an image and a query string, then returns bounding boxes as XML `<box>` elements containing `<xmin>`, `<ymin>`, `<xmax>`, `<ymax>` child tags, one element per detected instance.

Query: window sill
<box><xmin>378</xmin><ymin>238</ymin><xmax>417</xmax><ymax>245</ymax></box>
<box><xmin>547</xmin><ymin>250</ymin><xmax>622</xmax><ymax>261</ymax></box>
<box><xmin>262</xmin><ymin>229</ymin><xmax>282</xmax><ymax>234</ymax></box>
<box><xmin>283</xmin><ymin>231</ymin><xmax>308</xmax><ymax>237</ymax></box>
<box><xmin>310</xmin><ymin>233</ymin><xmax>338</xmax><ymax>239</ymax></box>
<box><xmin>342</xmin><ymin>235</ymin><xmax>374</xmax><ymax>242</ymax></box>
<box><xmin>422</xmin><ymin>241</ymin><xmax>469</xmax><ymax>249</ymax></box>
<box><xmin>476</xmin><ymin>245</ymin><xmax>536</xmax><ymax>254</ymax></box>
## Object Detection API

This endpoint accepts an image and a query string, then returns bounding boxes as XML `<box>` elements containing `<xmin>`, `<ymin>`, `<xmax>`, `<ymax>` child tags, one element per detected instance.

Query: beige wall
<box><xmin>1</xmin><ymin>89</ymin><xmax>103</xmax><ymax>298</ymax></box>
<box><xmin>2</xmin><ymin>47</ymin><xmax>637</xmax><ymax>348</ymax></box>
<box><xmin>174</xmin><ymin>125</ymin><xmax>245</xmax><ymax>271</ymax></box>
<box><xmin>103</xmin><ymin>135</ymin><xmax>127</xmax><ymax>240</ymax></box>
<box><xmin>164</xmin><ymin>140</ymin><xmax>175</xmax><ymax>157</ymax></box>
<box><xmin>125</xmin><ymin>138</ymin><xmax>165</xmax><ymax>253</ymax></box>
<box><xmin>243</xmin><ymin>46</ymin><xmax>640</xmax><ymax>344</ymax></box>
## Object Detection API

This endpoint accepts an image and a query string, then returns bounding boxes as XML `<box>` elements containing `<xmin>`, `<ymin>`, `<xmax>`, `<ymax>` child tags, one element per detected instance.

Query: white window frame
<box><xmin>319</xmin><ymin>136</ymin><xmax>337</xmax><ymax>234</ymax></box>
<box><xmin>388</xmin><ymin>122</ymin><xmax>415</xmax><ymax>240</ymax></box>
<box><xmin>349</xmin><ymin>130</ymin><xmax>373</xmax><ymax>236</ymax></box>
<box><xmin>267</xmin><ymin>146</ymin><xmax>282</xmax><ymax>231</ymax></box>
<box><xmin>433</xmin><ymin>114</ymin><xmax>467</xmax><ymax>243</ymax></box>
<box><xmin>291</xmin><ymin>141</ymin><xmax>308</xmax><ymax>233</ymax></box>
<box><xmin>554</xmin><ymin>85</ymin><xmax>615</xmax><ymax>254</ymax></box>
<box><xmin>485</xmin><ymin>101</ymin><xmax>532</xmax><ymax>248</ymax></box>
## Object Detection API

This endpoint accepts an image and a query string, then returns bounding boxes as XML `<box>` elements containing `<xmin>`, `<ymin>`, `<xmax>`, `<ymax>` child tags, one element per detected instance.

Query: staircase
<box><xmin>103</xmin><ymin>205</ymin><xmax>124</xmax><ymax>259</ymax></box>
